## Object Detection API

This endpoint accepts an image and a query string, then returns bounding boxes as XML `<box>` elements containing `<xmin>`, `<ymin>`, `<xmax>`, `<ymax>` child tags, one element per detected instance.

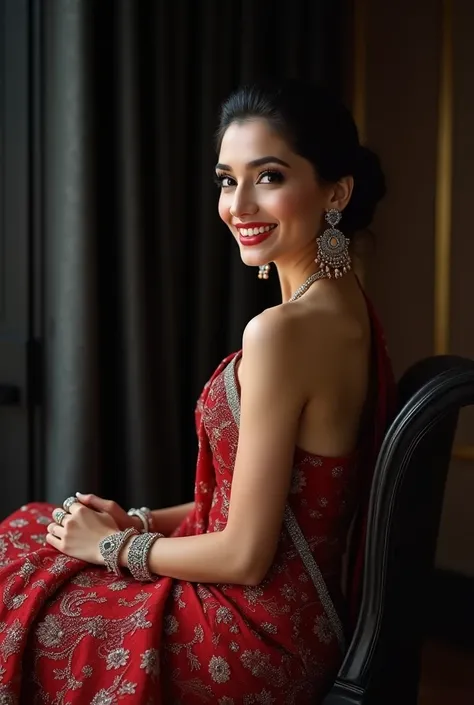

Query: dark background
<box><xmin>0</xmin><ymin>0</ymin><xmax>347</xmax><ymax>515</ymax></box>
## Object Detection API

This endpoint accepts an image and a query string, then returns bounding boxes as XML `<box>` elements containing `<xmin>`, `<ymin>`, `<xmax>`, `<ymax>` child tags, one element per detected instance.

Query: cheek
<box><xmin>270</xmin><ymin>189</ymin><xmax>314</xmax><ymax>222</ymax></box>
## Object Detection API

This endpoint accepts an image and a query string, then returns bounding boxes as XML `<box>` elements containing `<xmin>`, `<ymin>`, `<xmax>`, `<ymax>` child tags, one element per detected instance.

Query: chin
<box><xmin>239</xmin><ymin>250</ymin><xmax>271</xmax><ymax>268</ymax></box>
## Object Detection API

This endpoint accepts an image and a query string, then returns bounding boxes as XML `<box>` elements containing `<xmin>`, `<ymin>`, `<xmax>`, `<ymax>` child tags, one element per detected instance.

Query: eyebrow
<box><xmin>215</xmin><ymin>156</ymin><xmax>291</xmax><ymax>171</ymax></box>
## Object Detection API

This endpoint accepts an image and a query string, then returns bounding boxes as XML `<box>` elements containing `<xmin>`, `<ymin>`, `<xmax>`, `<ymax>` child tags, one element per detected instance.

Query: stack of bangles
<box><xmin>99</xmin><ymin>506</ymin><xmax>164</xmax><ymax>582</ymax></box>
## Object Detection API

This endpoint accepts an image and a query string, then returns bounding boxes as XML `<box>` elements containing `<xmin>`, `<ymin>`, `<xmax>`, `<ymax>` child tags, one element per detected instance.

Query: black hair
<box><xmin>216</xmin><ymin>78</ymin><xmax>386</xmax><ymax>234</ymax></box>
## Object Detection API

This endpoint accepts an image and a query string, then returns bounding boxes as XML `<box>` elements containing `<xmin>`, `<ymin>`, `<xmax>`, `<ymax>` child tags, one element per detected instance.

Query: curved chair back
<box><xmin>323</xmin><ymin>354</ymin><xmax>474</xmax><ymax>704</ymax></box>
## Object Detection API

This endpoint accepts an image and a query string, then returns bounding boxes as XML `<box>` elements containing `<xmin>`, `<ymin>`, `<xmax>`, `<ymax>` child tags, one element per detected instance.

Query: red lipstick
<box><xmin>236</xmin><ymin>223</ymin><xmax>277</xmax><ymax>247</ymax></box>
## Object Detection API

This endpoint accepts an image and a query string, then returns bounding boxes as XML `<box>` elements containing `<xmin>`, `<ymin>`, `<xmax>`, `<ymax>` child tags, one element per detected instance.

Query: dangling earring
<box><xmin>315</xmin><ymin>209</ymin><xmax>351</xmax><ymax>279</ymax></box>
<box><xmin>258</xmin><ymin>264</ymin><xmax>271</xmax><ymax>280</ymax></box>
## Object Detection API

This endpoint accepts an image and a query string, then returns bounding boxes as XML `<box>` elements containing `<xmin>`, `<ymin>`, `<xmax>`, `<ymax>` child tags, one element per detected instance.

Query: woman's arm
<box><xmin>150</xmin><ymin>501</ymin><xmax>195</xmax><ymax>535</ymax></box>
<box><xmin>119</xmin><ymin>309</ymin><xmax>308</xmax><ymax>585</ymax></box>
<box><xmin>75</xmin><ymin>494</ymin><xmax>194</xmax><ymax>535</ymax></box>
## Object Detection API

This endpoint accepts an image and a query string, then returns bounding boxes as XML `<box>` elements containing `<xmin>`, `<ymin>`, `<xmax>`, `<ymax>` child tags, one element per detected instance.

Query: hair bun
<box><xmin>343</xmin><ymin>146</ymin><xmax>386</xmax><ymax>233</ymax></box>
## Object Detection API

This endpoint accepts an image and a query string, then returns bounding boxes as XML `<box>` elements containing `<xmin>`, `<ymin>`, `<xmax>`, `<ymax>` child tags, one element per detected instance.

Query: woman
<box><xmin>0</xmin><ymin>79</ymin><xmax>394</xmax><ymax>704</ymax></box>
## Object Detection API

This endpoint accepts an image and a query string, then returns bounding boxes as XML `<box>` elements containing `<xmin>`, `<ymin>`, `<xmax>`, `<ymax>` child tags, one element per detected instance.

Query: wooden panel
<box><xmin>360</xmin><ymin>0</ymin><xmax>474</xmax><ymax>574</ymax></box>
<box><xmin>364</xmin><ymin>0</ymin><xmax>441</xmax><ymax>380</ymax></box>
<box><xmin>450</xmin><ymin>0</ymin><xmax>474</xmax><ymax>452</ymax></box>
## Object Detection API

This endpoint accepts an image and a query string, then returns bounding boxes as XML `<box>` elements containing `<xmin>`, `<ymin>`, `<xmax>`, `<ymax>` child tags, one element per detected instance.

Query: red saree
<box><xmin>0</xmin><ymin>298</ymin><xmax>395</xmax><ymax>704</ymax></box>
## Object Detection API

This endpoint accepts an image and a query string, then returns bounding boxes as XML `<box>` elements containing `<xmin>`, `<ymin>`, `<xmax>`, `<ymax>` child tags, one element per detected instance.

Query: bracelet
<box><xmin>127</xmin><ymin>506</ymin><xmax>154</xmax><ymax>532</ymax></box>
<box><xmin>127</xmin><ymin>532</ymin><xmax>163</xmax><ymax>581</ymax></box>
<box><xmin>99</xmin><ymin>527</ymin><xmax>139</xmax><ymax>577</ymax></box>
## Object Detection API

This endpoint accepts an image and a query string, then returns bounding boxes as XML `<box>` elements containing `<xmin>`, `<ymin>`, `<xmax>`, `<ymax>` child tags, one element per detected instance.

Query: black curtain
<box><xmin>38</xmin><ymin>0</ymin><xmax>346</xmax><ymax>510</ymax></box>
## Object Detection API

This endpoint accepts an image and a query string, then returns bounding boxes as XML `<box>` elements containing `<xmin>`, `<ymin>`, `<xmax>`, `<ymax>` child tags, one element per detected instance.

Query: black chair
<box><xmin>322</xmin><ymin>354</ymin><xmax>474</xmax><ymax>705</ymax></box>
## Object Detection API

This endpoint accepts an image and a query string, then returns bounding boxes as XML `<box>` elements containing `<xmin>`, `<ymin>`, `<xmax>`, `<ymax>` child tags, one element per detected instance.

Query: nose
<box><xmin>229</xmin><ymin>187</ymin><xmax>258</xmax><ymax>218</ymax></box>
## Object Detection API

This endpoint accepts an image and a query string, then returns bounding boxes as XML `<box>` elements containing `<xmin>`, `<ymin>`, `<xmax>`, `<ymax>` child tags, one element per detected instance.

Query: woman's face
<box><xmin>216</xmin><ymin>118</ymin><xmax>329</xmax><ymax>269</ymax></box>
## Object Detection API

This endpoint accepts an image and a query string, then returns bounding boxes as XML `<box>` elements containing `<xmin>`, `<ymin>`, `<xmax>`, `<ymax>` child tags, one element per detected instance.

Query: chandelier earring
<box><xmin>315</xmin><ymin>209</ymin><xmax>351</xmax><ymax>279</ymax></box>
<box><xmin>258</xmin><ymin>264</ymin><xmax>271</xmax><ymax>280</ymax></box>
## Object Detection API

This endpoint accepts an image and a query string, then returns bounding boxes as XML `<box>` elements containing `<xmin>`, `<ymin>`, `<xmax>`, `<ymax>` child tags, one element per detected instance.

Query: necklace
<box><xmin>288</xmin><ymin>270</ymin><xmax>326</xmax><ymax>302</ymax></box>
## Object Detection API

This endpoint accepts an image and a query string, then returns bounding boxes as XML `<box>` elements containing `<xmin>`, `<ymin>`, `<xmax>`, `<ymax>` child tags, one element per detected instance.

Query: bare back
<box><xmin>237</xmin><ymin>274</ymin><xmax>371</xmax><ymax>459</ymax></box>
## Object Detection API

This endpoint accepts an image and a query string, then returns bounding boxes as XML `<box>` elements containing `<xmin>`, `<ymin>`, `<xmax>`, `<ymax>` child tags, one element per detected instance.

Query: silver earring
<box><xmin>315</xmin><ymin>209</ymin><xmax>351</xmax><ymax>279</ymax></box>
<box><xmin>258</xmin><ymin>264</ymin><xmax>271</xmax><ymax>280</ymax></box>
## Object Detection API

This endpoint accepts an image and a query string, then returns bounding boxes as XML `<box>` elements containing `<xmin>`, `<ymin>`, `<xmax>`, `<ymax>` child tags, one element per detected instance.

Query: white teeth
<box><xmin>239</xmin><ymin>225</ymin><xmax>276</xmax><ymax>237</ymax></box>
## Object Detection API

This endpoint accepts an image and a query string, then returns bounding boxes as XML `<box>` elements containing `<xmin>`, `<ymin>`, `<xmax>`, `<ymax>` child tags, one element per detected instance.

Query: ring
<box><xmin>63</xmin><ymin>496</ymin><xmax>79</xmax><ymax>513</ymax></box>
<box><xmin>53</xmin><ymin>509</ymin><xmax>67</xmax><ymax>526</ymax></box>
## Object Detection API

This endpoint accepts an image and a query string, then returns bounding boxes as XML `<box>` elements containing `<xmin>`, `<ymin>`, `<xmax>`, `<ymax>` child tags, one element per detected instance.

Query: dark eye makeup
<box><xmin>213</xmin><ymin>169</ymin><xmax>285</xmax><ymax>189</ymax></box>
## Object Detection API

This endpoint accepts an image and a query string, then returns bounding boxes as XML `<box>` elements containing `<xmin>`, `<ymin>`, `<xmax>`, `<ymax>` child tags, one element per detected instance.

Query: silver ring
<box><xmin>63</xmin><ymin>496</ymin><xmax>79</xmax><ymax>513</ymax></box>
<box><xmin>53</xmin><ymin>508</ymin><xmax>67</xmax><ymax>526</ymax></box>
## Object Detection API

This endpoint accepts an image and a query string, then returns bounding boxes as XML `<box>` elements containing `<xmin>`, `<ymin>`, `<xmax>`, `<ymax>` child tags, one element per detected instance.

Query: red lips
<box><xmin>236</xmin><ymin>223</ymin><xmax>277</xmax><ymax>247</ymax></box>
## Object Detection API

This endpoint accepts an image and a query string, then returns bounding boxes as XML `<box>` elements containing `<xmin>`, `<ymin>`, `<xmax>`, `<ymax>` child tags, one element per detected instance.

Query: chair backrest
<box><xmin>323</xmin><ymin>354</ymin><xmax>474</xmax><ymax>705</ymax></box>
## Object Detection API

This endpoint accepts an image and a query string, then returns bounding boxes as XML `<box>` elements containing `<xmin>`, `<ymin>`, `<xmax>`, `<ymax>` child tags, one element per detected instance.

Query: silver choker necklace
<box><xmin>288</xmin><ymin>271</ymin><xmax>326</xmax><ymax>302</ymax></box>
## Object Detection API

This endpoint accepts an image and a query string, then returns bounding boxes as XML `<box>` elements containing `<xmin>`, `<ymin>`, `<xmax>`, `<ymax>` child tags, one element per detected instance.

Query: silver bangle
<box><xmin>99</xmin><ymin>527</ymin><xmax>139</xmax><ymax>576</ymax></box>
<box><xmin>127</xmin><ymin>532</ymin><xmax>163</xmax><ymax>581</ymax></box>
<box><xmin>127</xmin><ymin>506</ymin><xmax>153</xmax><ymax>532</ymax></box>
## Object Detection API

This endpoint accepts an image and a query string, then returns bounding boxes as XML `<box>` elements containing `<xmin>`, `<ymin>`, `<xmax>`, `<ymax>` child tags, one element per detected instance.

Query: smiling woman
<box><xmin>0</xmin><ymin>78</ymin><xmax>395</xmax><ymax>704</ymax></box>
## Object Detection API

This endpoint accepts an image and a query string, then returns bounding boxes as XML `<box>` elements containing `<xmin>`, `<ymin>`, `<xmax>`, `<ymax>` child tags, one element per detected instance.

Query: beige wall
<box><xmin>354</xmin><ymin>0</ymin><xmax>474</xmax><ymax>575</ymax></box>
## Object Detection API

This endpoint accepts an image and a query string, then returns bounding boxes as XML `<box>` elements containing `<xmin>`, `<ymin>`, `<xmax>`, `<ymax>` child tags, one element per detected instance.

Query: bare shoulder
<box><xmin>242</xmin><ymin>296</ymin><xmax>361</xmax><ymax>363</ymax></box>
<box><xmin>241</xmin><ymin>289</ymin><xmax>369</xmax><ymax>403</ymax></box>
<box><xmin>242</xmin><ymin>304</ymin><xmax>299</xmax><ymax>352</ymax></box>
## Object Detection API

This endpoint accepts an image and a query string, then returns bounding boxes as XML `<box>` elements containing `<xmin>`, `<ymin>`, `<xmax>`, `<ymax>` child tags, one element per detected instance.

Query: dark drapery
<box><xmin>37</xmin><ymin>0</ymin><xmax>346</xmax><ymax>510</ymax></box>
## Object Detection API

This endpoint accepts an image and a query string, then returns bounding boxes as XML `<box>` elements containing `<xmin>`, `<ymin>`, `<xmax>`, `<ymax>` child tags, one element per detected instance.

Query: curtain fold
<box><xmin>41</xmin><ymin>0</ymin><xmax>346</xmax><ymax>509</ymax></box>
<box><xmin>44</xmin><ymin>0</ymin><xmax>100</xmax><ymax>499</ymax></box>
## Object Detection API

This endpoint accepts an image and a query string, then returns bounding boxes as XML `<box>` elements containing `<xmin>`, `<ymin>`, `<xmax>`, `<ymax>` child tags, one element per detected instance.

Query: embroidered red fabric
<box><xmin>0</xmin><ymin>299</ymin><xmax>395</xmax><ymax>704</ymax></box>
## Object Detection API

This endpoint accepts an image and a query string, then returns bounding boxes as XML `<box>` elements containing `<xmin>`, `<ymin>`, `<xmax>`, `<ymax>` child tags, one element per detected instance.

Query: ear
<box><xmin>325</xmin><ymin>176</ymin><xmax>354</xmax><ymax>212</ymax></box>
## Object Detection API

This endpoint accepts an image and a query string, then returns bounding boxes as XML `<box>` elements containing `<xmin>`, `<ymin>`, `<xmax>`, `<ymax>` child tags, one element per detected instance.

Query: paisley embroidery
<box><xmin>0</xmin><ymin>335</ymin><xmax>393</xmax><ymax>702</ymax></box>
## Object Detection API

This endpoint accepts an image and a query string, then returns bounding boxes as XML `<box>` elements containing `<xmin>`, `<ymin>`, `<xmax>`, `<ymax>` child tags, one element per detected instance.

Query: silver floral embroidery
<box><xmin>307</xmin><ymin>455</ymin><xmax>323</xmax><ymax>468</ymax></box>
<box><xmin>48</xmin><ymin>556</ymin><xmax>75</xmax><ymax>575</ymax></box>
<box><xmin>130</xmin><ymin>608</ymin><xmax>152</xmax><ymax>630</ymax></box>
<box><xmin>215</xmin><ymin>606</ymin><xmax>233</xmax><ymax>624</ymax></box>
<box><xmin>140</xmin><ymin>648</ymin><xmax>160</xmax><ymax>678</ymax></box>
<box><xmin>90</xmin><ymin>689</ymin><xmax>115</xmax><ymax>705</ymax></box>
<box><xmin>71</xmin><ymin>573</ymin><xmax>96</xmax><ymax>587</ymax></box>
<box><xmin>106</xmin><ymin>648</ymin><xmax>129</xmax><ymax>669</ymax></box>
<box><xmin>0</xmin><ymin>539</ymin><xmax>7</xmax><ymax>564</ymax></box>
<box><xmin>0</xmin><ymin>619</ymin><xmax>25</xmax><ymax>659</ymax></box>
<box><xmin>313</xmin><ymin>615</ymin><xmax>333</xmax><ymax>644</ymax></box>
<box><xmin>208</xmin><ymin>655</ymin><xmax>230</xmax><ymax>683</ymax></box>
<box><xmin>9</xmin><ymin>519</ymin><xmax>28</xmax><ymax>528</ymax></box>
<box><xmin>0</xmin><ymin>683</ymin><xmax>17</xmax><ymax>705</ymax></box>
<box><xmin>30</xmin><ymin>534</ymin><xmax>46</xmax><ymax>545</ymax></box>
<box><xmin>243</xmin><ymin>689</ymin><xmax>276</xmax><ymax>704</ymax></box>
<box><xmin>117</xmin><ymin>681</ymin><xmax>136</xmax><ymax>695</ymax></box>
<box><xmin>36</xmin><ymin>615</ymin><xmax>64</xmax><ymax>647</ymax></box>
<box><xmin>6</xmin><ymin>532</ymin><xmax>29</xmax><ymax>552</ymax></box>
<box><xmin>261</xmin><ymin>623</ymin><xmax>277</xmax><ymax>635</ymax></box>
<box><xmin>240</xmin><ymin>650</ymin><xmax>286</xmax><ymax>689</ymax></box>
<box><xmin>172</xmin><ymin>585</ymin><xmax>186</xmax><ymax>609</ymax></box>
<box><xmin>164</xmin><ymin>614</ymin><xmax>179</xmax><ymax>635</ymax></box>
<box><xmin>166</xmin><ymin>624</ymin><xmax>204</xmax><ymax>671</ymax></box>
<box><xmin>290</xmin><ymin>469</ymin><xmax>307</xmax><ymax>494</ymax></box>
<box><xmin>279</xmin><ymin>584</ymin><xmax>297</xmax><ymax>602</ymax></box>
<box><xmin>107</xmin><ymin>580</ymin><xmax>129</xmax><ymax>592</ymax></box>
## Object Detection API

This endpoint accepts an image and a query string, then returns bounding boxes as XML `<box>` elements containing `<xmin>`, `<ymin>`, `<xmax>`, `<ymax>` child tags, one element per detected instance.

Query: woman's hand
<box><xmin>75</xmin><ymin>493</ymin><xmax>142</xmax><ymax>532</ymax></box>
<box><xmin>45</xmin><ymin>502</ymin><xmax>121</xmax><ymax>565</ymax></box>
